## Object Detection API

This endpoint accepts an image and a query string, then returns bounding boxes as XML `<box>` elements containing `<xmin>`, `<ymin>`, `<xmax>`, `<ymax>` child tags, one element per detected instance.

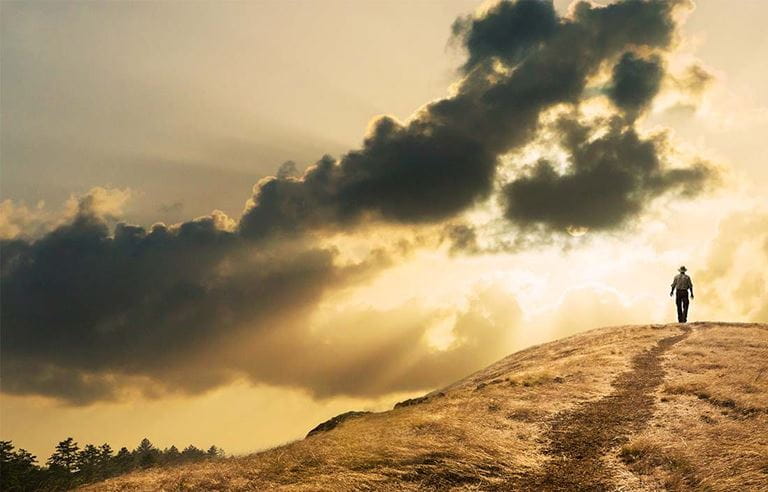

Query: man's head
<box><xmin>679</xmin><ymin>265</ymin><xmax>687</xmax><ymax>273</ymax></box>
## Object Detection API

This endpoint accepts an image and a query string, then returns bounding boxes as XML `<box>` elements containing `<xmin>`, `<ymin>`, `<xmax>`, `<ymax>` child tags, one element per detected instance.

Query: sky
<box><xmin>1</xmin><ymin>0</ymin><xmax>767</xmax><ymax>462</ymax></box>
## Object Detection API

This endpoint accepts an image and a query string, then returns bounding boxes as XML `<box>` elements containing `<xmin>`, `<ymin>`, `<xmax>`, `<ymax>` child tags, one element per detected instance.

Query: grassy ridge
<box><xmin>79</xmin><ymin>323</ymin><xmax>767</xmax><ymax>491</ymax></box>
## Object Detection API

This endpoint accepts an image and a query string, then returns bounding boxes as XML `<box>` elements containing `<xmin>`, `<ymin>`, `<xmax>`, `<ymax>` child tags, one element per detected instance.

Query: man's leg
<box><xmin>682</xmin><ymin>294</ymin><xmax>690</xmax><ymax>322</ymax></box>
<box><xmin>676</xmin><ymin>293</ymin><xmax>684</xmax><ymax>322</ymax></box>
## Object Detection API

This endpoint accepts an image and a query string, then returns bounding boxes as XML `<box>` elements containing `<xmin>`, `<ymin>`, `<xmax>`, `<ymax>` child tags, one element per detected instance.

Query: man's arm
<box><xmin>670</xmin><ymin>277</ymin><xmax>676</xmax><ymax>296</ymax></box>
<box><xmin>689</xmin><ymin>278</ymin><xmax>694</xmax><ymax>298</ymax></box>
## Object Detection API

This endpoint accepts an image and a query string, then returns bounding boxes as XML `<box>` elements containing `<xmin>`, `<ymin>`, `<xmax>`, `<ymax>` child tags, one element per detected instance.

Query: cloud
<box><xmin>0</xmin><ymin>187</ymin><xmax>131</xmax><ymax>241</ymax></box>
<box><xmin>0</xmin><ymin>187</ymin><xmax>537</xmax><ymax>408</ymax></box>
<box><xmin>0</xmin><ymin>200</ymin><xmax>53</xmax><ymax>240</ymax></box>
<box><xmin>656</xmin><ymin>62</ymin><xmax>715</xmax><ymax>118</ymax></box>
<box><xmin>442</xmin><ymin>223</ymin><xmax>481</xmax><ymax>255</ymax></box>
<box><xmin>677</xmin><ymin>63</ymin><xmax>714</xmax><ymax>96</ymax></box>
<box><xmin>531</xmin><ymin>285</ymin><xmax>663</xmax><ymax>340</ymax></box>
<box><xmin>0</xmin><ymin>190</ymin><xmax>520</xmax><ymax>404</ymax></box>
<box><xmin>234</xmin><ymin>285</ymin><xmax>522</xmax><ymax>398</ymax></box>
<box><xmin>276</xmin><ymin>160</ymin><xmax>300</xmax><ymax>179</ymax></box>
<box><xmin>239</xmin><ymin>125</ymin><xmax>498</xmax><ymax>239</ymax></box>
<box><xmin>607</xmin><ymin>52</ymin><xmax>664</xmax><ymax>118</ymax></box>
<box><xmin>1</xmin><ymin>0</ymin><xmax>721</xmax><ymax>405</ymax></box>
<box><xmin>68</xmin><ymin>186</ymin><xmax>132</xmax><ymax>219</ymax></box>
<box><xmin>696</xmin><ymin>211</ymin><xmax>768</xmax><ymax>322</ymax></box>
<box><xmin>239</xmin><ymin>0</ymin><xmax>703</xmax><ymax>239</ymax></box>
<box><xmin>0</xmin><ymin>191</ymin><xmax>385</xmax><ymax>404</ymax></box>
<box><xmin>501</xmin><ymin>115</ymin><xmax>716</xmax><ymax>232</ymax></box>
<box><xmin>451</xmin><ymin>0</ymin><xmax>558</xmax><ymax>72</ymax></box>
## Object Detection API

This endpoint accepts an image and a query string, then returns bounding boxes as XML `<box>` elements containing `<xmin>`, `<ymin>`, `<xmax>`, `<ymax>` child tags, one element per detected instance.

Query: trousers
<box><xmin>675</xmin><ymin>290</ymin><xmax>690</xmax><ymax>323</ymax></box>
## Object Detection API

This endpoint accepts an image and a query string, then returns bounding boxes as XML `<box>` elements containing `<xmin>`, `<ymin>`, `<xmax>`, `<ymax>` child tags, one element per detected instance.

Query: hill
<box><xmin>80</xmin><ymin>322</ymin><xmax>767</xmax><ymax>491</ymax></box>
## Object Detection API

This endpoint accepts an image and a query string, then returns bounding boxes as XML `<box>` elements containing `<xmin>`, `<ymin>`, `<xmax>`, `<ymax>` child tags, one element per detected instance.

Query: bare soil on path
<box><xmin>500</xmin><ymin>327</ymin><xmax>691</xmax><ymax>490</ymax></box>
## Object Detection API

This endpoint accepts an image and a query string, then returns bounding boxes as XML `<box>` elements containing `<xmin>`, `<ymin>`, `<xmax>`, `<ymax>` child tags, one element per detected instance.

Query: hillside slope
<box><xmin>81</xmin><ymin>322</ymin><xmax>768</xmax><ymax>491</ymax></box>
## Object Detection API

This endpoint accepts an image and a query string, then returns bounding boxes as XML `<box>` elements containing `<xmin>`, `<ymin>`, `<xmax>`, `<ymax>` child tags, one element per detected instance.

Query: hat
<box><xmin>678</xmin><ymin>265</ymin><xmax>687</xmax><ymax>272</ymax></box>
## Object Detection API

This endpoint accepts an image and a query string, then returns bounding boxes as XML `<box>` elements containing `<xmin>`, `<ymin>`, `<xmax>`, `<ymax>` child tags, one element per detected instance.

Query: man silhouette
<box><xmin>670</xmin><ymin>266</ymin><xmax>694</xmax><ymax>323</ymax></box>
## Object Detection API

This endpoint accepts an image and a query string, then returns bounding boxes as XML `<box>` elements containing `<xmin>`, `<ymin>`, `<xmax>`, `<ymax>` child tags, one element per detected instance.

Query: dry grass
<box><xmin>79</xmin><ymin>323</ymin><xmax>768</xmax><ymax>491</ymax></box>
<box><xmin>618</xmin><ymin>435</ymin><xmax>700</xmax><ymax>490</ymax></box>
<box><xmin>613</xmin><ymin>322</ymin><xmax>768</xmax><ymax>492</ymax></box>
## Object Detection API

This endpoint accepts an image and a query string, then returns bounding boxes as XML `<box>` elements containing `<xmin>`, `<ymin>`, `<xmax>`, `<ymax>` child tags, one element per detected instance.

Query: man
<box><xmin>670</xmin><ymin>266</ymin><xmax>694</xmax><ymax>323</ymax></box>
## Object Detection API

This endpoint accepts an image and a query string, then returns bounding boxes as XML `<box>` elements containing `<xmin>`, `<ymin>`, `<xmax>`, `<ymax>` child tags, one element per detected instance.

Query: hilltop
<box><xmin>81</xmin><ymin>322</ymin><xmax>767</xmax><ymax>491</ymax></box>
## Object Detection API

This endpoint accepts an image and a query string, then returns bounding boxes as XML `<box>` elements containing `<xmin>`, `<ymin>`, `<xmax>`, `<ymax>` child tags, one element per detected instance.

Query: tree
<box><xmin>134</xmin><ymin>438</ymin><xmax>160</xmax><ymax>469</ymax></box>
<box><xmin>113</xmin><ymin>447</ymin><xmax>134</xmax><ymax>474</ymax></box>
<box><xmin>76</xmin><ymin>444</ymin><xmax>102</xmax><ymax>483</ymax></box>
<box><xmin>162</xmin><ymin>445</ymin><xmax>181</xmax><ymax>465</ymax></box>
<box><xmin>206</xmin><ymin>445</ymin><xmax>225</xmax><ymax>459</ymax></box>
<box><xmin>0</xmin><ymin>440</ymin><xmax>14</xmax><ymax>463</ymax></box>
<box><xmin>46</xmin><ymin>437</ymin><xmax>79</xmax><ymax>473</ymax></box>
<box><xmin>98</xmin><ymin>443</ymin><xmax>113</xmax><ymax>464</ymax></box>
<box><xmin>2</xmin><ymin>436</ymin><xmax>229</xmax><ymax>490</ymax></box>
<box><xmin>44</xmin><ymin>437</ymin><xmax>80</xmax><ymax>490</ymax></box>
<box><xmin>135</xmin><ymin>438</ymin><xmax>154</xmax><ymax>455</ymax></box>
<box><xmin>1</xmin><ymin>440</ymin><xmax>42</xmax><ymax>491</ymax></box>
<box><xmin>180</xmin><ymin>445</ymin><xmax>205</xmax><ymax>462</ymax></box>
<box><xmin>97</xmin><ymin>443</ymin><xmax>114</xmax><ymax>476</ymax></box>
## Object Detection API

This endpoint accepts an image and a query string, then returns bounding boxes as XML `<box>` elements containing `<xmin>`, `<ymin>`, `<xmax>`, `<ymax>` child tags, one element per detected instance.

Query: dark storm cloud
<box><xmin>2</xmin><ymin>0</ymin><xmax>715</xmax><ymax>404</ymax></box>
<box><xmin>1</xmin><ymin>191</ymin><xmax>520</xmax><ymax>404</ymax></box>
<box><xmin>451</xmin><ymin>0</ymin><xmax>558</xmax><ymax>72</ymax></box>
<box><xmin>0</xmin><ymin>198</ymin><xmax>384</xmax><ymax>403</ymax></box>
<box><xmin>240</xmin><ymin>0</ymin><xmax>694</xmax><ymax>239</ymax></box>
<box><xmin>502</xmin><ymin>116</ymin><xmax>715</xmax><ymax>231</ymax></box>
<box><xmin>276</xmin><ymin>160</ymin><xmax>300</xmax><ymax>179</ymax></box>
<box><xmin>239</xmin><ymin>123</ymin><xmax>498</xmax><ymax>238</ymax></box>
<box><xmin>608</xmin><ymin>52</ymin><xmax>664</xmax><ymax>117</ymax></box>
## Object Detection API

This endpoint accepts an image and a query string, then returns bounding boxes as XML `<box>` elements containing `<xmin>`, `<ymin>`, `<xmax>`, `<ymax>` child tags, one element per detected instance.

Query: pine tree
<box><xmin>162</xmin><ymin>445</ymin><xmax>181</xmax><ymax>465</ymax></box>
<box><xmin>98</xmin><ymin>443</ymin><xmax>113</xmax><ymax>463</ymax></box>
<box><xmin>76</xmin><ymin>444</ymin><xmax>102</xmax><ymax>482</ymax></box>
<box><xmin>47</xmin><ymin>437</ymin><xmax>80</xmax><ymax>473</ymax></box>
<box><xmin>181</xmin><ymin>444</ymin><xmax>205</xmax><ymax>462</ymax></box>
<box><xmin>44</xmin><ymin>437</ymin><xmax>80</xmax><ymax>490</ymax></box>
<box><xmin>96</xmin><ymin>443</ymin><xmax>114</xmax><ymax>478</ymax></box>
<box><xmin>0</xmin><ymin>441</ymin><xmax>13</xmax><ymax>463</ymax></box>
<box><xmin>134</xmin><ymin>438</ymin><xmax>159</xmax><ymax>468</ymax></box>
<box><xmin>113</xmin><ymin>447</ymin><xmax>133</xmax><ymax>474</ymax></box>
<box><xmin>1</xmin><ymin>440</ymin><xmax>41</xmax><ymax>490</ymax></box>
<box><xmin>135</xmin><ymin>438</ymin><xmax>154</xmax><ymax>454</ymax></box>
<box><xmin>206</xmin><ymin>445</ymin><xmax>224</xmax><ymax>459</ymax></box>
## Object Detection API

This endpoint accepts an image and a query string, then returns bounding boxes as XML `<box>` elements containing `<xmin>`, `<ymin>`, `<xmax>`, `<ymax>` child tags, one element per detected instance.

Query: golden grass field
<box><xmin>79</xmin><ymin>322</ymin><xmax>767</xmax><ymax>491</ymax></box>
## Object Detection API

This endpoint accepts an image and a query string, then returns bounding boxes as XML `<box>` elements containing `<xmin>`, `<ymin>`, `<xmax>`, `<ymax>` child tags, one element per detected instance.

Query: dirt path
<box><xmin>500</xmin><ymin>327</ymin><xmax>691</xmax><ymax>491</ymax></box>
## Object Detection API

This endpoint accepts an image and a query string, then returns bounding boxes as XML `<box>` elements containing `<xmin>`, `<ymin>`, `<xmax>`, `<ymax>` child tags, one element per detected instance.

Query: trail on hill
<box><xmin>501</xmin><ymin>326</ymin><xmax>691</xmax><ymax>491</ymax></box>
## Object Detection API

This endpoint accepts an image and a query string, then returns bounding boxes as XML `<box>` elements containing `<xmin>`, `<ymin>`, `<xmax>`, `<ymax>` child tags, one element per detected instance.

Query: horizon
<box><xmin>1</xmin><ymin>0</ymin><xmax>767</xmax><ymax>464</ymax></box>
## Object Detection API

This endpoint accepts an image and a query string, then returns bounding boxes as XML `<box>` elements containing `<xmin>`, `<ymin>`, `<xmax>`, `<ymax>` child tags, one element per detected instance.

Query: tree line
<box><xmin>1</xmin><ymin>437</ymin><xmax>226</xmax><ymax>491</ymax></box>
